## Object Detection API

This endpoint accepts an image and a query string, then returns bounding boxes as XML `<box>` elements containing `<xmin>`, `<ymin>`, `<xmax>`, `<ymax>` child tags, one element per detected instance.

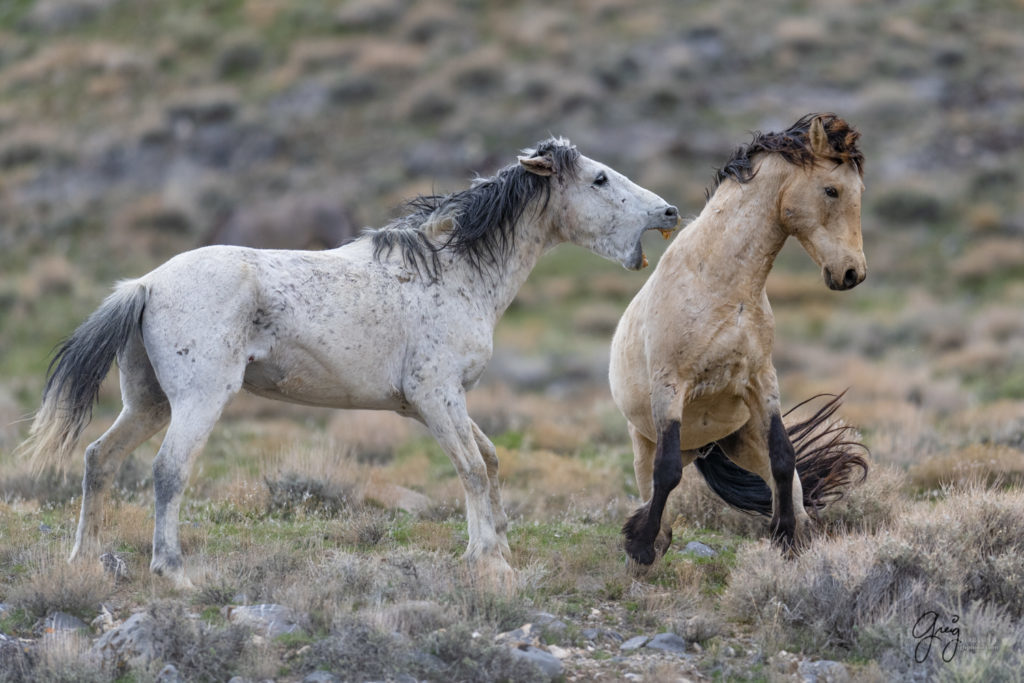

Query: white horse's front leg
<box><xmin>471</xmin><ymin>421</ymin><xmax>510</xmax><ymax>558</ymax></box>
<box><xmin>415</xmin><ymin>391</ymin><xmax>512</xmax><ymax>580</ymax></box>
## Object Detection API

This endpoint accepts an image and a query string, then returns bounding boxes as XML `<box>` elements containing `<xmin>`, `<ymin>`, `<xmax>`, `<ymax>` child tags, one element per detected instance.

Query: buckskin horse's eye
<box><xmin>824</xmin><ymin>186</ymin><xmax>838</xmax><ymax>198</ymax></box>
<box><xmin>593</xmin><ymin>171</ymin><xmax>608</xmax><ymax>187</ymax></box>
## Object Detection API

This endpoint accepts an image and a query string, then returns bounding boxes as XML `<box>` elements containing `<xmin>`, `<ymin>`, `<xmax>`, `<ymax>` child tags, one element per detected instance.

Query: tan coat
<box><xmin>610</xmin><ymin>115</ymin><xmax>867</xmax><ymax>566</ymax></box>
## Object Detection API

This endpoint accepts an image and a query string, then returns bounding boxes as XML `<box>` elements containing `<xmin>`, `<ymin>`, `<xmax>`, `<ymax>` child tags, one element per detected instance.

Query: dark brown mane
<box><xmin>707</xmin><ymin>113</ymin><xmax>864</xmax><ymax>199</ymax></box>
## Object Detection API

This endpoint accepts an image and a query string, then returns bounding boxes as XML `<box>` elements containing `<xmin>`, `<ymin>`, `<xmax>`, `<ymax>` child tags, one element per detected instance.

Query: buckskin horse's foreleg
<box><xmin>623</xmin><ymin>380</ymin><xmax>686</xmax><ymax>566</ymax></box>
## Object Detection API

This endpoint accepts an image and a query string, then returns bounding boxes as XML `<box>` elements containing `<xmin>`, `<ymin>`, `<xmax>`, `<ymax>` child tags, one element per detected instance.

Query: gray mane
<box><xmin>366</xmin><ymin>137</ymin><xmax>580</xmax><ymax>280</ymax></box>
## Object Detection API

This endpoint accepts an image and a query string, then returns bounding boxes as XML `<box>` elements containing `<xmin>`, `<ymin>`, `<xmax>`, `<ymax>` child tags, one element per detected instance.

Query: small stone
<box><xmin>798</xmin><ymin>659</ymin><xmax>850</xmax><ymax>683</ymax></box>
<box><xmin>39</xmin><ymin>523</ymin><xmax>52</xmax><ymax>533</ymax></box>
<box><xmin>683</xmin><ymin>541</ymin><xmax>716</xmax><ymax>557</ymax></box>
<box><xmin>646</xmin><ymin>632</ymin><xmax>687</xmax><ymax>654</ymax></box>
<box><xmin>227</xmin><ymin>604</ymin><xmax>303</xmax><ymax>639</ymax></box>
<box><xmin>91</xmin><ymin>611</ymin><xmax>159</xmax><ymax>670</ymax></box>
<box><xmin>581</xmin><ymin>628</ymin><xmax>600</xmax><ymax>641</ymax></box>
<box><xmin>156</xmin><ymin>663</ymin><xmax>180</xmax><ymax>683</ymax></box>
<box><xmin>44</xmin><ymin>611</ymin><xmax>89</xmax><ymax>634</ymax></box>
<box><xmin>530</xmin><ymin>611</ymin><xmax>559</xmax><ymax>626</ymax></box>
<box><xmin>302</xmin><ymin>672</ymin><xmax>339</xmax><ymax>683</ymax></box>
<box><xmin>510</xmin><ymin>644</ymin><xmax>563</xmax><ymax>679</ymax></box>
<box><xmin>547</xmin><ymin>644</ymin><xmax>570</xmax><ymax>659</ymax></box>
<box><xmin>723</xmin><ymin>645</ymin><xmax>736</xmax><ymax>657</ymax></box>
<box><xmin>620</xmin><ymin>635</ymin><xmax>649</xmax><ymax>651</ymax></box>
<box><xmin>771</xmin><ymin>649</ymin><xmax>800</xmax><ymax>674</ymax></box>
<box><xmin>604</xmin><ymin>629</ymin><xmax>625</xmax><ymax>643</ymax></box>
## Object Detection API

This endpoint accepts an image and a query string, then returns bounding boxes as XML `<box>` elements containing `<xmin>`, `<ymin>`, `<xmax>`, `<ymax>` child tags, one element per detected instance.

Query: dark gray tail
<box><xmin>693</xmin><ymin>393</ymin><xmax>868</xmax><ymax>516</ymax></box>
<box><xmin>18</xmin><ymin>281</ymin><xmax>147</xmax><ymax>473</ymax></box>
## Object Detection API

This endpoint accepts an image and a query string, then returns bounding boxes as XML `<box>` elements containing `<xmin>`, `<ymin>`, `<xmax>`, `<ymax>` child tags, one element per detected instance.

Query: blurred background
<box><xmin>1</xmin><ymin>0</ymin><xmax>1024</xmax><ymax>498</ymax></box>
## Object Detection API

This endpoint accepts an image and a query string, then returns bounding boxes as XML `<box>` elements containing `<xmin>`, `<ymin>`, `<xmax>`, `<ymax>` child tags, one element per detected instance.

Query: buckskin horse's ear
<box><xmin>808</xmin><ymin>116</ymin><xmax>831</xmax><ymax>157</ymax></box>
<box><xmin>518</xmin><ymin>154</ymin><xmax>554</xmax><ymax>177</ymax></box>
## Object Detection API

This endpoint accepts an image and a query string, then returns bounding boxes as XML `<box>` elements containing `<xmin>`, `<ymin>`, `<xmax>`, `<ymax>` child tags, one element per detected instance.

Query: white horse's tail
<box><xmin>18</xmin><ymin>281</ymin><xmax>148</xmax><ymax>474</ymax></box>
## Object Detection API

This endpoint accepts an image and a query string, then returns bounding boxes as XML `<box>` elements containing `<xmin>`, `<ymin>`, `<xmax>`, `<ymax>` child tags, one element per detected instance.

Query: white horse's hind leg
<box><xmin>471</xmin><ymin>421</ymin><xmax>509</xmax><ymax>558</ymax></box>
<box><xmin>71</xmin><ymin>336</ymin><xmax>170</xmax><ymax>563</ymax></box>
<box><xmin>149</xmin><ymin>393</ymin><xmax>233</xmax><ymax>588</ymax></box>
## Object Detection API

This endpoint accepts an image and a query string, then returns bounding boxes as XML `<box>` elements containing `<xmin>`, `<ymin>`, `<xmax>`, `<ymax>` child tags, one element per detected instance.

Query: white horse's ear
<box><xmin>809</xmin><ymin>116</ymin><xmax>831</xmax><ymax>157</ymax></box>
<box><xmin>518</xmin><ymin>155</ymin><xmax>554</xmax><ymax>176</ymax></box>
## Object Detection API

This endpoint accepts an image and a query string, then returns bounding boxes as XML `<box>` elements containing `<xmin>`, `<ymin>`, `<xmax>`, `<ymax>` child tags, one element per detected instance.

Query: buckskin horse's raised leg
<box><xmin>623</xmin><ymin>380</ymin><xmax>687</xmax><ymax>566</ymax></box>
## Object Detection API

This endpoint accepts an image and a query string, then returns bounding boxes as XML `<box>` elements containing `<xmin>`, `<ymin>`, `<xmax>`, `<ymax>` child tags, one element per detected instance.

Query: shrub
<box><xmin>144</xmin><ymin>601</ymin><xmax>250</xmax><ymax>682</ymax></box>
<box><xmin>7</xmin><ymin>549</ymin><xmax>111</xmax><ymax>621</ymax></box>
<box><xmin>418</xmin><ymin>624</ymin><xmax>547</xmax><ymax>683</ymax></box>
<box><xmin>722</xmin><ymin>482</ymin><xmax>1024</xmax><ymax>678</ymax></box>
<box><xmin>303</xmin><ymin>614</ymin><xmax>402</xmax><ymax>681</ymax></box>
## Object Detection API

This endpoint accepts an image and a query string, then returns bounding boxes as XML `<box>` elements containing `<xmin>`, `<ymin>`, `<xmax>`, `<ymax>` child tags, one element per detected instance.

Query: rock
<box><xmin>646</xmin><ymin>632</ymin><xmax>688</xmax><ymax>655</ymax></box>
<box><xmin>38</xmin><ymin>523</ymin><xmax>52</xmax><ymax>533</ymax></box>
<box><xmin>547</xmin><ymin>644</ymin><xmax>570</xmax><ymax>659</ymax></box>
<box><xmin>581</xmin><ymin>627</ymin><xmax>600</xmax><ymax>641</ymax></box>
<box><xmin>19</xmin><ymin>0</ymin><xmax>115</xmax><ymax>33</ymax></box>
<box><xmin>226</xmin><ymin>604</ymin><xmax>303</xmax><ymax>639</ymax></box>
<box><xmin>91</xmin><ymin>611</ymin><xmax>159</xmax><ymax>671</ymax></box>
<box><xmin>0</xmin><ymin>633</ymin><xmax>34</xmax><ymax>679</ymax></box>
<box><xmin>799</xmin><ymin>659</ymin><xmax>851</xmax><ymax>683</ymax></box>
<box><xmin>43</xmin><ymin>611</ymin><xmax>89</xmax><ymax>634</ymax></box>
<box><xmin>620</xmin><ymin>635</ymin><xmax>649</xmax><ymax>651</ymax></box>
<box><xmin>156</xmin><ymin>663</ymin><xmax>181</xmax><ymax>683</ymax></box>
<box><xmin>302</xmin><ymin>672</ymin><xmax>339</xmax><ymax>683</ymax></box>
<box><xmin>683</xmin><ymin>541</ymin><xmax>716</xmax><ymax>557</ymax></box>
<box><xmin>770</xmin><ymin>649</ymin><xmax>800</xmax><ymax>675</ymax></box>
<box><xmin>529</xmin><ymin>611</ymin><xmax>559</xmax><ymax>626</ymax></box>
<box><xmin>510</xmin><ymin>644</ymin><xmax>564</xmax><ymax>679</ymax></box>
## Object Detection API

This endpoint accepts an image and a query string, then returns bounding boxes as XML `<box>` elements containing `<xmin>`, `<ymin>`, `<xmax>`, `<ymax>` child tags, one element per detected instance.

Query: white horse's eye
<box><xmin>593</xmin><ymin>171</ymin><xmax>608</xmax><ymax>187</ymax></box>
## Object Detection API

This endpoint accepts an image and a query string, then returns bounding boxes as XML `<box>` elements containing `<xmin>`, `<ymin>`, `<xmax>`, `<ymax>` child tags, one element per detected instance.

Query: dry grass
<box><xmin>909</xmin><ymin>443</ymin><xmax>1024</xmax><ymax>492</ymax></box>
<box><xmin>5</xmin><ymin>543</ymin><xmax>112</xmax><ymax>621</ymax></box>
<box><xmin>723</xmin><ymin>481</ymin><xmax>1024</xmax><ymax>675</ymax></box>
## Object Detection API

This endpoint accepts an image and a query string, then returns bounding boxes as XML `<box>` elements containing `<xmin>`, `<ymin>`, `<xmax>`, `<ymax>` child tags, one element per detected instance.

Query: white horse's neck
<box><xmin>682</xmin><ymin>157</ymin><xmax>789</xmax><ymax>299</ymax></box>
<box><xmin>446</xmin><ymin>202</ymin><xmax>559</xmax><ymax>323</ymax></box>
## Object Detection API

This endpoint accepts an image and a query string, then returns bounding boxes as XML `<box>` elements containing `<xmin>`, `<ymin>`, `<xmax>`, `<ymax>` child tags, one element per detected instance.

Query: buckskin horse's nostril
<box><xmin>843</xmin><ymin>268</ymin><xmax>858</xmax><ymax>288</ymax></box>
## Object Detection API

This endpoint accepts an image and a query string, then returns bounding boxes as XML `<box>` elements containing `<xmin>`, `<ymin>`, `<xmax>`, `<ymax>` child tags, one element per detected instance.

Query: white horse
<box><xmin>21</xmin><ymin>138</ymin><xmax>679</xmax><ymax>587</ymax></box>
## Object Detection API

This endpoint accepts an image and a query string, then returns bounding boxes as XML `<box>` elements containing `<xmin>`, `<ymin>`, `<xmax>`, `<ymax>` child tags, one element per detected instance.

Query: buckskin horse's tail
<box><xmin>17</xmin><ymin>281</ymin><xmax>147</xmax><ymax>474</ymax></box>
<box><xmin>693</xmin><ymin>392</ymin><xmax>868</xmax><ymax>516</ymax></box>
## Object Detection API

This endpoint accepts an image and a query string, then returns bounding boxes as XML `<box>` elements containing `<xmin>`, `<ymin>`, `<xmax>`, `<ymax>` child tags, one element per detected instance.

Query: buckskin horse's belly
<box><xmin>678</xmin><ymin>394</ymin><xmax>750</xmax><ymax>450</ymax></box>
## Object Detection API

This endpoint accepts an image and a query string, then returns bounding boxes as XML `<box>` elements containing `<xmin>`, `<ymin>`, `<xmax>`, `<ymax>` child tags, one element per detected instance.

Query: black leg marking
<box><xmin>623</xmin><ymin>420</ymin><xmax>681</xmax><ymax>565</ymax></box>
<box><xmin>768</xmin><ymin>412</ymin><xmax>796</xmax><ymax>550</ymax></box>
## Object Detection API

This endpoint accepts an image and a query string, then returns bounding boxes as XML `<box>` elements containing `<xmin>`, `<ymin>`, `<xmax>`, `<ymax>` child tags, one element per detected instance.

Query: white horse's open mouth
<box><xmin>634</xmin><ymin>212</ymin><xmax>682</xmax><ymax>269</ymax></box>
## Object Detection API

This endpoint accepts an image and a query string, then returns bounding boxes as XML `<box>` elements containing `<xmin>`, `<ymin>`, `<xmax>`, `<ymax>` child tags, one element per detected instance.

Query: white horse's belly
<box><xmin>242</xmin><ymin>346</ymin><xmax>406</xmax><ymax>411</ymax></box>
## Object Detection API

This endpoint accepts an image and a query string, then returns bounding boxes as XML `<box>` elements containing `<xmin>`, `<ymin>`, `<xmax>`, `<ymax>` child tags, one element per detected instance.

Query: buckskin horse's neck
<box><xmin>682</xmin><ymin>162</ymin><xmax>789</xmax><ymax>301</ymax></box>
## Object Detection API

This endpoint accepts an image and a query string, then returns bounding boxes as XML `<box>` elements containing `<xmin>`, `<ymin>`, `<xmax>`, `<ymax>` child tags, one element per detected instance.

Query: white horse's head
<box><xmin>519</xmin><ymin>140</ymin><xmax>678</xmax><ymax>271</ymax></box>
